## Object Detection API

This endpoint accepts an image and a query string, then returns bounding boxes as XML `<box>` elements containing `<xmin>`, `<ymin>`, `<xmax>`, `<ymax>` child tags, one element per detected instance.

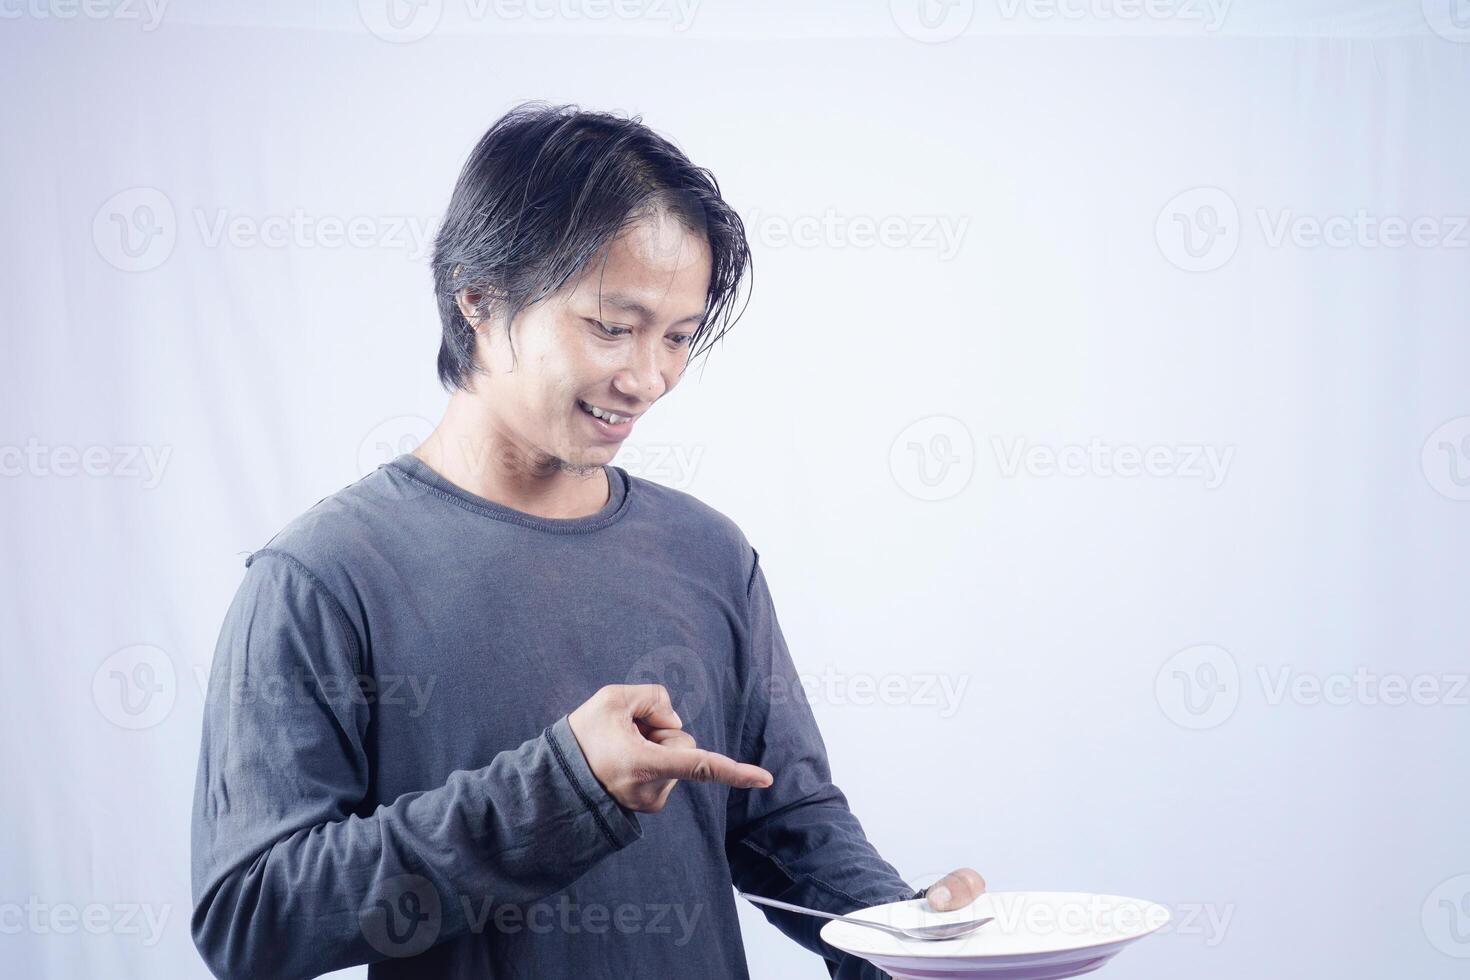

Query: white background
<box><xmin>3</xmin><ymin>1</ymin><xmax>1468</xmax><ymax>977</ymax></box>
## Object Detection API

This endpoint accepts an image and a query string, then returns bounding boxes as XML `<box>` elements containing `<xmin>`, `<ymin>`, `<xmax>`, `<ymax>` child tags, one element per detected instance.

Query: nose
<box><xmin>612</xmin><ymin>337</ymin><xmax>669</xmax><ymax>405</ymax></box>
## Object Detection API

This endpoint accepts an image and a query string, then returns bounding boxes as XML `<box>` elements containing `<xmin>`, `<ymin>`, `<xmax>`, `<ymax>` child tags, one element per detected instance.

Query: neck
<box><xmin>413</xmin><ymin>390</ymin><xmax>610</xmax><ymax>520</ymax></box>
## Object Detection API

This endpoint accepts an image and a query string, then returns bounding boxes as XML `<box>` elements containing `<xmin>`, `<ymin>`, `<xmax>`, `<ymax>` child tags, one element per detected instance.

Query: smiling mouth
<box><xmin>577</xmin><ymin>400</ymin><xmax>639</xmax><ymax>425</ymax></box>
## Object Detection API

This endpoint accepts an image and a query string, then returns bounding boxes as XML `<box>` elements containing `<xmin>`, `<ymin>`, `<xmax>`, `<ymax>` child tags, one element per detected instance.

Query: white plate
<box><xmin>820</xmin><ymin>891</ymin><xmax>1170</xmax><ymax>979</ymax></box>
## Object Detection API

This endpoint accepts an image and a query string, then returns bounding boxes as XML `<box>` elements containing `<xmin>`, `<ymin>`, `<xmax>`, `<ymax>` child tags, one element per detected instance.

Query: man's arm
<box><xmin>724</xmin><ymin>549</ymin><xmax>922</xmax><ymax>980</ymax></box>
<box><xmin>190</xmin><ymin>550</ymin><xmax>642</xmax><ymax>980</ymax></box>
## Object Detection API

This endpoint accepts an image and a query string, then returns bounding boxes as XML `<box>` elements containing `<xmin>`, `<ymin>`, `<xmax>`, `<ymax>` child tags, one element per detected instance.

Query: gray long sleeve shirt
<box><xmin>190</xmin><ymin>453</ymin><xmax>920</xmax><ymax>979</ymax></box>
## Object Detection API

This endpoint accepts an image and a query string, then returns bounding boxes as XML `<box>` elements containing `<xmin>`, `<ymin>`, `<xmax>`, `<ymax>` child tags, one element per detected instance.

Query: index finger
<box><xmin>641</xmin><ymin>742</ymin><xmax>773</xmax><ymax>789</ymax></box>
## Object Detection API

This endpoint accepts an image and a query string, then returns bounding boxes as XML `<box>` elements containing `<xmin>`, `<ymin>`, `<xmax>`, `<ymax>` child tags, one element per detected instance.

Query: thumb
<box><xmin>644</xmin><ymin>728</ymin><xmax>696</xmax><ymax>749</ymax></box>
<box><xmin>616</xmin><ymin>683</ymin><xmax>683</xmax><ymax>731</ymax></box>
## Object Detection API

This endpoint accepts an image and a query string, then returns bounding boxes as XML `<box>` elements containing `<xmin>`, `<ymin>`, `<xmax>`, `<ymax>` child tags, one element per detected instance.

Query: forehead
<box><xmin>569</xmin><ymin>212</ymin><xmax>712</xmax><ymax>319</ymax></box>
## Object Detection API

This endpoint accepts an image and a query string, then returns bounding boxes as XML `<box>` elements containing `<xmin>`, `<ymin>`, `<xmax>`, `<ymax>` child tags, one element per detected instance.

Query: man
<box><xmin>190</xmin><ymin>101</ymin><xmax>984</xmax><ymax>979</ymax></box>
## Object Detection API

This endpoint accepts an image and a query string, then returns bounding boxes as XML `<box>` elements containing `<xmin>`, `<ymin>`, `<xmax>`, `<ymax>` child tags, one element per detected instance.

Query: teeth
<box><xmin>583</xmin><ymin>402</ymin><xmax>631</xmax><ymax>424</ymax></box>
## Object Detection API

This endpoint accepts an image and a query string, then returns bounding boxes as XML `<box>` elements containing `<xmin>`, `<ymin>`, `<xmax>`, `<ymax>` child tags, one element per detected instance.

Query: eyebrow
<box><xmin>598</xmin><ymin>293</ymin><xmax>706</xmax><ymax>327</ymax></box>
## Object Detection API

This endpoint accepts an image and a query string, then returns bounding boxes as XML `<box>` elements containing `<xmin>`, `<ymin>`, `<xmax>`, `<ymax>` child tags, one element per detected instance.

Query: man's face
<box><xmin>462</xmin><ymin>210</ymin><xmax>712</xmax><ymax>474</ymax></box>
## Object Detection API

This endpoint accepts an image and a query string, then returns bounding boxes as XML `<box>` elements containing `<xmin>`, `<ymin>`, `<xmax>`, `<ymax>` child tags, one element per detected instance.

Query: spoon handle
<box><xmin>739</xmin><ymin>892</ymin><xmax>849</xmax><ymax>921</ymax></box>
<box><xmin>737</xmin><ymin>892</ymin><xmax>913</xmax><ymax>938</ymax></box>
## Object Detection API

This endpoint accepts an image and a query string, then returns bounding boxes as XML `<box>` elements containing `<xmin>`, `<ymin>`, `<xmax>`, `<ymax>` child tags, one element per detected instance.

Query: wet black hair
<box><xmin>430</xmin><ymin>101</ymin><xmax>753</xmax><ymax>392</ymax></box>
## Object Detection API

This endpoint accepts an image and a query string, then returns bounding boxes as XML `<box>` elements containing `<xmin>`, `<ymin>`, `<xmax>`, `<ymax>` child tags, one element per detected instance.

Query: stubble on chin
<box><xmin>556</xmin><ymin>453</ymin><xmax>607</xmax><ymax>478</ymax></box>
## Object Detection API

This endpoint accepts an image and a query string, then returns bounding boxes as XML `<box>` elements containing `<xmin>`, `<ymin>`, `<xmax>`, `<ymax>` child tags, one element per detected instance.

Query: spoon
<box><xmin>738</xmin><ymin>891</ymin><xmax>994</xmax><ymax>942</ymax></box>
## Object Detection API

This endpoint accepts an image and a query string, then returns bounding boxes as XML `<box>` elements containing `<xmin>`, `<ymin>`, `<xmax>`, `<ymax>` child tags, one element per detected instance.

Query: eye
<box><xmin>669</xmin><ymin>333</ymin><xmax>693</xmax><ymax>347</ymax></box>
<box><xmin>589</xmin><ymin>319</ymin><xmax>630</xmax><ymax>338</ymax></box>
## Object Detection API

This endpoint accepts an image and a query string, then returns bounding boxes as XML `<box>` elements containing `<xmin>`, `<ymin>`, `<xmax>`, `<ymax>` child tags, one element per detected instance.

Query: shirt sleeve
<box><xmin>190</xmin><ymin>550</ymin><xmax>642</xmax><ymax>980</ymax></box>
<box><xmin>724</xmin><ymin>549</ymin><xmax>923</xmax><ymax>980</ymax></box>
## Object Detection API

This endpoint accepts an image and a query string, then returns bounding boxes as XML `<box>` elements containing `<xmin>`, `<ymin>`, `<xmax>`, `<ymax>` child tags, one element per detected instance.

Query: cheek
<box><xmin>579</xmin><ymin>342</ymin><xmax>624</xmax><ymax>373</ymax></box>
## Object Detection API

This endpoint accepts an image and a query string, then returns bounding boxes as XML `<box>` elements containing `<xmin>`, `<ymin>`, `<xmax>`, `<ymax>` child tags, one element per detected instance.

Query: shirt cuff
<box><xmin>545</xmin><ymin>713</ymin><xmax>643</xmax><ymax>850</ymax></box>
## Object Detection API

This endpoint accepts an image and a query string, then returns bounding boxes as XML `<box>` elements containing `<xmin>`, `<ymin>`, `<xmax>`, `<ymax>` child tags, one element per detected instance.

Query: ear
<box><xmin>456</xmin><ymin>288</ymin><xmax>483</xmax><ymax>329</ymax></box>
